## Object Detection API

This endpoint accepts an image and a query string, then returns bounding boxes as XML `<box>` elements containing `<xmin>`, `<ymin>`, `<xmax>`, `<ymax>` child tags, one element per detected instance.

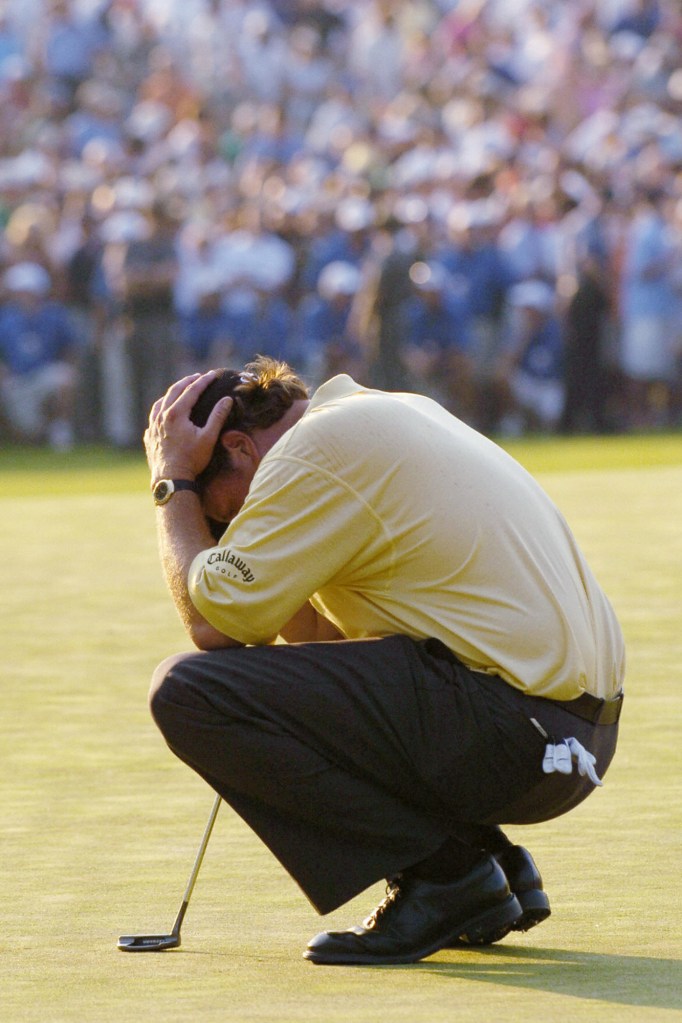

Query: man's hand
<box><xmin>144</xmin><ymin>371</ymin><xmax>243</xmax><ymax>650</ymax></box>
<box><xmin>144</xmin><ymin>371</ymin><xmax>233</xmax><ymax>482</ymax></box>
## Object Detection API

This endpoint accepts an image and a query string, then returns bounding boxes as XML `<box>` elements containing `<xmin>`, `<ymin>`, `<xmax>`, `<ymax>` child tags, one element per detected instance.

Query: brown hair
<box><xmin>190</xmin><ymin>355</ymin><xmax>309</xmax><ymax>491</ymax></box>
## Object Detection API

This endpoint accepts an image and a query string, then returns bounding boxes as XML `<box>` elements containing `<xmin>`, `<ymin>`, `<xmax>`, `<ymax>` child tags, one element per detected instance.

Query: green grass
<box><xmin>1</xmin><ymin>435</ymin><xmax>681</xmax><ymax>1022</ymax></box>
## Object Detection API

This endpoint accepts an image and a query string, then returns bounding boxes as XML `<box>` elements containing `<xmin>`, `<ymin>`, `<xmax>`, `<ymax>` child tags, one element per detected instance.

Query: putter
<box><xmin>118</xmin><ymin>793</ymin><xmax>222</xmax><ymax>952</ymax></box>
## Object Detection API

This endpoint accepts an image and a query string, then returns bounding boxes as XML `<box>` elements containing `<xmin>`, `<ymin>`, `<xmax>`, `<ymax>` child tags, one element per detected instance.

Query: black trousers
<box><xmin>149</xmin><ymin>636</ymin><xmax>619</xmax><ymax>914</ymax></box>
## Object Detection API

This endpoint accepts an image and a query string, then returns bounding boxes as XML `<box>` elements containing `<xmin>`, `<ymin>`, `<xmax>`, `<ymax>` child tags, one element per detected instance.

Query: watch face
<box><xmin>153</xmin><ymin>480</ymin><xmax>173</xmax><ymax>504</ymax></box>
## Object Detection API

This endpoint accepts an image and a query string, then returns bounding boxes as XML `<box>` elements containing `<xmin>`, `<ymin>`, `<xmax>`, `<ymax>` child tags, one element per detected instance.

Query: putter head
<box><xmin>117</xmin><ymin>933</ymin><xmax>180</xmax><ymax>952</ymax></box>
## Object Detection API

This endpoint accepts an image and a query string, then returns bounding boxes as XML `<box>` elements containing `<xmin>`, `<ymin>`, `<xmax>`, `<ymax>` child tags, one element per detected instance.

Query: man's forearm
<box><xmin>156</xmin><ymin>492</ymin><xmax>242</xmax><ymax>650</ymax></box>
<box><xmin>144</xmin><ymin>370</ymin><xmax>239</xmax><ymax>648</ymax></box>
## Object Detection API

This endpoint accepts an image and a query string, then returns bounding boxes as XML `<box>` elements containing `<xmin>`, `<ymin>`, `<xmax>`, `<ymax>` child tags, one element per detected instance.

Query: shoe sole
<box><xmin>513</xmin><ymin>889</ymin><xmax>551</xmax><ymax>931</ymax></box>
<box><xmin>452</xmin><ymin>888</ymin><xmax>551</xmax><ymax>946</ymax></box>
<box><xmin>303</xmin><ymin>893</ymin><xmax>523</xmax><ymax>966</ymax></box>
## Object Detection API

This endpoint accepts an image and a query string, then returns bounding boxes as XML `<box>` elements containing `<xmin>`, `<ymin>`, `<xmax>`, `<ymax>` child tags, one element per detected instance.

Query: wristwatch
<box><xmin>152</xmin><ymin>478</ymin><xmax>199</xmax><ymax>506</ymax></box>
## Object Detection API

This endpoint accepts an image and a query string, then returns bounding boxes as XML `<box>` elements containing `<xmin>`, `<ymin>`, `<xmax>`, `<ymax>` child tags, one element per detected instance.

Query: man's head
<box><xmin>190</xmin><ymin>355</ymin><xmax>309</xmax><ymax>527</ymax></box>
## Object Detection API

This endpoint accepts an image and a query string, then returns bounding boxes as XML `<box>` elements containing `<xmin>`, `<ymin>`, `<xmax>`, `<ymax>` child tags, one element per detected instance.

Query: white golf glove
<box><xmin>542</xmin><ymin>737</ymin><xmax>603</xmax><ymax>786</ymax></box>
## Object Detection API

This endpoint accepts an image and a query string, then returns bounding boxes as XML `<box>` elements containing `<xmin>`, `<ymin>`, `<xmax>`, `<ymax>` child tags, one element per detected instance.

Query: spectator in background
<box><xmin>121</xmin><ymin>198</ymin><xmax>180</xmax><ymax>440</ymax></box>
<box><xmin>356</xmin><ymin>222</ymin><xmax>414</xmax><ymax>393</ymax></box>
<box><xmin>498</xmin><ymin>185</ymin><xmax>565</xmax><ymax>288</ymax></box>
<box><xmin>232</xmin><ymin>102</ymin><xmax>306</xmax><ymax>175</ymax></box>
<box><xmin>211</xmin><ymin>201</ymin><xmax>298</xmax><ymax>366</ymax></box>
<box><xmin>304</xmin><ymin>80</ymin><xmax>369</xmax><ymax>163</ymax></box>
<box><xmin>0</xmin><ymin>7</ymin><xmax>23</xmax><ymax>83</ymax></box>
<box><xmin>283</xmin><ymin>23</ymin><xmax>337</xmax><ymax>129</ymax></box>
<box><xmin>65</xmin><ymin>209</ymin><xmax>106</xmax><ymax>440</ymax></box>
<box><xmin>355</xmin><ymin>199</ymin><xmax>435</xmax><ymax>395</ymax></box>
<box><xmin>437</xmin><ymin>200</ymin><xmax>516</xmax><ymax>432</ymax></box>
<box><xmin>173</xmin><ymin>214</ymin><xmax>235</xmax><ymax>379</ymax></box>
<box><xmin>211</xmin><ymin>201</ymin><xmax>297</xmax><ymax>304</ymax></box>
<box><xmin>403</xmin><ymin>261</ymin><xmax>475</xmax><ymax>419</ymax></box>
<box><xmin>559</xmin><ymin>251</ymin><xmax>611</xmax><ymax>435</ymax></box>
<box><xmin>556</xmin><ymin>187</ymin><xmax>613</xmax><ymax>435</ymax></box>
<box><xmin>233</xmin><ymin>9</ymin><xmax>288</xmax><ymax>105</ymax></box>
<box><xmin>501</xmin><ymin>279</ymin><xmax>565</xmax><ymax>435</ymax></box>
<box><xmin>178</xmin><ymin>269</ymin><xmax>235</xmax><ymax>377</ymax></box>
<box><xmin>618</xmin><ymin>186</ymin><xmax>678</xmax><ymax>428</ymax></box>
<box><xmin>221</xmin><ymin>273</ymin><xmax>295</xmax><ymax>367</ymax></box>
<box><xmin>300</xmin><ymin>196</ymin><xmax>374</xmax><ymax>293</ymax></box>
<box><xmin>64</xmin><ymin>79</ymin><xmax>125</xmax><ymax>158</ymax></box>
<box><xmin>30</xmin><ymin>0</ymin><xmax>109</xmax><ymax>109</ymax></box>
<box><xmin>610</xmin><ymin>0</ymin><xmax>662</xmax><ymax>38</ymax></box>
<box><xmin>0</xmin><ymin>260</ymin><xmax>79</xmax><ymax>449</ymax></box>
<box><xmin>83</xmin><ymin>208</ymin><xmax>149</xmax><ymax>450</ymax></box>
<box><xmin>347</xmin><ymin>2</ymin><xmax>406</xmax><ymax>102</ymax></box>
<box><xmin>298</xmin><ymin>259</ymin><xmax>364</xmax><ymax>385</ymax></box>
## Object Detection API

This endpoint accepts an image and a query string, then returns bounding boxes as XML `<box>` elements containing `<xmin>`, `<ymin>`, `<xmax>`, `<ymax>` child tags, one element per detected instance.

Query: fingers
<box><xmin>148</xmin><ymin>373</ymin><xmax>201</xmax><ymax>424</ymax></box>
<box><xmin>165</xmin><ymin>371</ymin><xmax>215</xmax><ymax>411</ymax></box>
<box><xmin>203</xmin><ymin>394</ymin><xmax>234</xmax><ymax>442</ymax></box>
<box><xmin>149</xmin><ymin>371</ymin><xmax>217</xmax><ymax>424</ymax></box>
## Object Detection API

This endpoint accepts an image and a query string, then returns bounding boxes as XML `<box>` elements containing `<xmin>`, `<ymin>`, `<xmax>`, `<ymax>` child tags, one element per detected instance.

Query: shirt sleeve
<box><xmin>188</xmin><ymin>453</ymin><xmax>385</xmax><ymax>645</ymax></box>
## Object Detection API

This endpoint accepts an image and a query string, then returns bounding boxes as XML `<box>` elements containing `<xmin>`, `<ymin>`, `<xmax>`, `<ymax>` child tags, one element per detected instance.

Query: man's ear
<box><xmin>219</xmin><ymin>430</ymin><xmax>260</xmax><ymax>468</ymax></box>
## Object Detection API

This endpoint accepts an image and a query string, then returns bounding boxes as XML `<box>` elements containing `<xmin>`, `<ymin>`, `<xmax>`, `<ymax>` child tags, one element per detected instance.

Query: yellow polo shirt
<box><xmin>189</xmin><ymin>375</ymin><xmax>625</xmax><ymax>700</ymax></box>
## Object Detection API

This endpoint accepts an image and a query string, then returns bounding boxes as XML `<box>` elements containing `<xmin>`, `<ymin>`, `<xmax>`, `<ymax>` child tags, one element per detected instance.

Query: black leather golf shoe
<box><xmin>453</xmin><ymin>844</ymin><xmax>551</xmax><ymax>946</ymax></box>
<box><xmin>303</xmin><ymin>855</ymin><xmax>522</xmax><ymax>966</ymax></box>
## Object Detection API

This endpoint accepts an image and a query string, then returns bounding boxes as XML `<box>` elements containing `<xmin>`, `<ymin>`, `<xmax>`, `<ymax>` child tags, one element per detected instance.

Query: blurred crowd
<box><xmin>1</xmin><ymin>0</ymin><xmax>682</xmax><ymax>450</ymax></box>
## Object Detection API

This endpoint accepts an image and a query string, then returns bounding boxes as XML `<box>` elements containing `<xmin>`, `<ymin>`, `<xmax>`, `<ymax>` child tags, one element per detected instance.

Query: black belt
<box><xmin>560</xmin><ymin>690</ymin><xmax>623</xmax><ymax>726</ymax></box>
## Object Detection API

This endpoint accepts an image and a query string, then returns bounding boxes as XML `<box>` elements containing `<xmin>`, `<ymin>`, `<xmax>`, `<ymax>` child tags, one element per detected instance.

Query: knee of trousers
<box><xmin>148</xmin><ymin>651</ymin><xmax>197</xmax><ymax>740</ymax></box>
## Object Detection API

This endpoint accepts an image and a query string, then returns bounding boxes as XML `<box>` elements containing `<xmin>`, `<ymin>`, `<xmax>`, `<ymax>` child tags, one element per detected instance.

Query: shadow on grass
<box><xmin>162</xmin><ymin>944</ymin><xmax>680</xmax><ymax>1010</ymax></box>
<box><xmin>403</xmin><ymin>945</ymin><xmax>682</xmax><ymax>1009</ymax></box>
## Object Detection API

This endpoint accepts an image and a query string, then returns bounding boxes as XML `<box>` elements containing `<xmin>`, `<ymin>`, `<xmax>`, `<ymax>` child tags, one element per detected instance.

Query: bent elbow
<box><xmin>189</xmin><ymin>620</ymin><xmax>243</xmax><ymax>651</ymax></box>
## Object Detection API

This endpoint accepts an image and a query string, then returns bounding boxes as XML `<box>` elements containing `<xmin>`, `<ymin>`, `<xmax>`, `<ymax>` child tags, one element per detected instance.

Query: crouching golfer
<box><xmin>143</xmin><ymin>357</ymin><xmax>624</xmax><ymax>966</ymax></box>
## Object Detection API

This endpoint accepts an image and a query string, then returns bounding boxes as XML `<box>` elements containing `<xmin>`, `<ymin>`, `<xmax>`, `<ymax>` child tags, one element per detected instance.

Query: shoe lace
<box><xmin>364</xmin><ymin>878</ymin><xmax>405</xmax><ymax>929</ymax></box>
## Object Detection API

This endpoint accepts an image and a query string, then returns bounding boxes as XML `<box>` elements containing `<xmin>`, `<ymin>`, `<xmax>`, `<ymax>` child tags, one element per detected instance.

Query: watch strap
<box><xmin>168</xmin><ymin>479</ymin><xmax>199</xmax><ymax>494</ymax></box>
<box><xmin>152</xmin><ymin>478</ymin><xmax>199</xmax><ymax>505</ymax></box>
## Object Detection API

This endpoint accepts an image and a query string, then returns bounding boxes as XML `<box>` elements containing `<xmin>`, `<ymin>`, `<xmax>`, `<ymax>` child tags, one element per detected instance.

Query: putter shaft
<box><xmin>118</xmin><ymin>792</ymin><xmax>222</xmax><ymax>952</ymax></box>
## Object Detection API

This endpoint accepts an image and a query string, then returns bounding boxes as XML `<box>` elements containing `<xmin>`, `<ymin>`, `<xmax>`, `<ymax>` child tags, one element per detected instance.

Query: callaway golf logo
<box><xmin>207</xmin><ymin>548</ymin><xmax>255</xmax><ymax>583</ymax></box>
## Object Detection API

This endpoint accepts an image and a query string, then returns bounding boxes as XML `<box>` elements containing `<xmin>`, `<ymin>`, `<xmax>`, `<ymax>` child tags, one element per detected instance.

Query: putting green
<box><xmin>1</xmin><ymin>437</ymin><xmax>680</xmax><ymax>1022</ymax></box>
